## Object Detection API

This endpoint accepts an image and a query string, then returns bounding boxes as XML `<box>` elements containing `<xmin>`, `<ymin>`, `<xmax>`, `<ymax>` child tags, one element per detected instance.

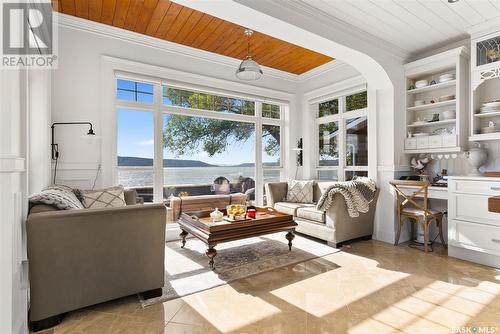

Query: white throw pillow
<box><xmin>81</xmin><ymin>186</ymin><xmax>126</xmax><ymax>209</ymax></box>
<box><xmin>286</xmin><ymin>180</ymin><xmax>314</xmax><ymax>203</ymax></box>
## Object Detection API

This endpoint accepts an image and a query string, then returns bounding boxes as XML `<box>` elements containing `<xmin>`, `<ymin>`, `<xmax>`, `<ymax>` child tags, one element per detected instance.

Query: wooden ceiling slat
<box><xmin>134</xmin><ymin>0</ymin><xmax>160</xmax><ymax>34</ymax></box>
<box><xmin>179</xmin><ymin>14</ymin><xmax>213</xmax><ymax>45</ymax></box>
<box><xmin>154</xmin><ymin>2</ymin><xmax>183</xmax><ymax>38</ymax></box>
<box><xmin>123</xmin><ymin>0</ymin><xmax>144</xmax><ymax>31</ymax></box>
<box><xmin>112</xmin><ymin>0</ymin><xmax>131</xmax><ymax>28</ymax></box>
<box><xmin>205</xmin><ymin>24</ymin><xmax>241</xmax><ymax>53</ymax></box>
<box><xmin>198</xmin><ymin>21</ymin><xmax>234</xmax><ymax>52</ymax></box>
<box><xmin>171</xmin><ymin>10</ymin><xmax>204</xmax><ymax>44</ymax></box>
<box><xmin>163</xmin><ymin>7</ymin><xmax>193</xmax><ymax>41</ymax></box>
<box><xmin>88</xmin><ymin>0</ymin><xmax>103</xmax><ymax>22</ymax></box>
<box><xmin>54</xmin><ymin>0</ymin><xmax>334</xmax><ymax>74</ymax></box>
<box><xmin>214</xmin><ymin>26</ymin><xmax>245</xmax><ymax>54</ymax></box>
<box><xmin>60</xmin><ymin>0</ymin><xmax>76</xmax><ymax>15</ymax></box>
<box><xmin>144</xmin><ymin>0</ymin><xmax>171</xmax><ymax>36</ymax></box>
<box><xmin>74</xmin><ymin>0</ymin><xmax>88</xmax><ymax>19</ymax></box>
<box><xmin>100</xmin><ymin>0</ymin><xmax>116</xmax><ymax>25</ymax></box>
<box><xmin>189</xmin><ymin>18</ymin><xmax>224</xmax><ymax>49</ymax></box>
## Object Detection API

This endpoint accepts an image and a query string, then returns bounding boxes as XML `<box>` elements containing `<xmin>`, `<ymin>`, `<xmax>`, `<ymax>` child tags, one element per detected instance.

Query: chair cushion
<box><xmin>402</xmin><ymin>207</ymin><xmax>441</xmax><ymax>216</ymax></box>
<box><xmin>274</xmin><ymin>202</ymin><xmax>313</xmax><ymax>216</ymax></box>
<box><xmin>296</xmin><ymin>206</ymin><xmax>326</xmax><ymax>223</ymax></box>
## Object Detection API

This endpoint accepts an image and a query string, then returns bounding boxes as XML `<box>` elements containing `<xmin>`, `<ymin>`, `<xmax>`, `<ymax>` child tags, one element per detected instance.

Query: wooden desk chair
<box><xmin>390</xmin><ymin>180</ymin><xmax>446</xmax><ymax>252</ymax></box>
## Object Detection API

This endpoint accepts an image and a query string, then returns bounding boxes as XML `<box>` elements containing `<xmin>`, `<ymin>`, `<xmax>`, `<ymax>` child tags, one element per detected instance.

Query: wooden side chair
<box><xmin>390</xmin><ymin>180</ymin><xmax>447</xmax><ymax>252</ymax></box>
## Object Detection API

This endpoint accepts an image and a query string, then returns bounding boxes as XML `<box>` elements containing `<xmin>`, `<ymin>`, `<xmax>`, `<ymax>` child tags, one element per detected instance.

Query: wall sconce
<box><xmin>51</xmin><ymin>122</ymin><xmax>97</xmax><ymax>183</ymax></box>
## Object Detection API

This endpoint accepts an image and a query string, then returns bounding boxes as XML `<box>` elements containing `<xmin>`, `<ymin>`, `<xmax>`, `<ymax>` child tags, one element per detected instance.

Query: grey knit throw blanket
<box><xmin>316</xmin><ymin>177</ymin><xmax>377</xmax><ymax>218</ymax></box>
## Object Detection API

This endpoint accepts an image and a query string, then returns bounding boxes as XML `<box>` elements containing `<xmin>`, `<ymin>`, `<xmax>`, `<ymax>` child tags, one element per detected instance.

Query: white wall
<box><xmin>52</xmin><ymin>18</ymin><xmax>301</xmax><ymax>189</ymax></box>
<box><xmin>0</xmin><ymin>68</ymin><xmax>29</xmax><ymax>334</ymax></box>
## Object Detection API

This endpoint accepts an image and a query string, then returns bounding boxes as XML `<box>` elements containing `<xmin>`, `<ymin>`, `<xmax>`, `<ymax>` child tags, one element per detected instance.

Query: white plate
<box><xmin>413</xmin><ymin>133</ymin><xmax>429</xmax><ymax>137</ymax></box>
<box><xmin>483</xmin><ymin>101</ymin><xmax>500</xmax><ymax>108</ymax></box>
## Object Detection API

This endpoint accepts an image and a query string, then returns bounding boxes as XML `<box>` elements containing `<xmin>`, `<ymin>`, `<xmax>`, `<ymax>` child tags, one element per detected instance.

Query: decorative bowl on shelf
<box><xmin>442</xmin><ymin>110</ymin><xmax>456</xmax><ymax>120</ymax></box>
<box><xmin>480</xmin><ymin>126</ymin><xmax>500</xmax><ymax>134</ymax></box>
<box><xmin>415</xmin><ymin>80</ymin><xmax>428</xmax><ymax>88</ymax></box>
<box><xmin>438</xmin><ymin>73</ymin><xmax>454</xmax><ymax>83</ymax></box>
<box><xmin>413</xmin><ymin>133</ymin><xmax>429</xmax><ymax>137</ymax></box>
<box><xmin>438</xmin><ymin>94</ymin><xmax>455</xmax><ymax>102</ymax></box>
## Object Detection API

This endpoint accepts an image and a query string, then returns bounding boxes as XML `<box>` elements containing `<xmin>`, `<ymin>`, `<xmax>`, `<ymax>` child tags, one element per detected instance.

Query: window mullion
<box><xmin>255</xmin><ymin>102</ymin><xmax>263</xmax><ymax>206</ymax></box>
<box><xmin>338</xmin><ymin>97</ymin><xmax>346</xmax><ymax>181</ymax></box>
<box><xmin>153</xmin><ymin>83</ymin><xmax>164</xmax><ymax>203</ymax></box>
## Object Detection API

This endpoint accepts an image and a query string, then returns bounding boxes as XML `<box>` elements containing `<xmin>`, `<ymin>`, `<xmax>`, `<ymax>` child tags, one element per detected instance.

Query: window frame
<box><xmin>114</xmin><ymin>75</ymin><xmax>286</xmax><ymax>205</ymax></box>
<box><xmin>314</xmin><ymin>89</ymin><xmax>368</xmax><ymax>181</ymax></box>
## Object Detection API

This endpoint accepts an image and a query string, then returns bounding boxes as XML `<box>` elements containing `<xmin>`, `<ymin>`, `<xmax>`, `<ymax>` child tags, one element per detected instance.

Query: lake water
<box><xmin>118</xmin><ymin>166</ymin><xmax>280</xmax><ymax>188</ymax></box>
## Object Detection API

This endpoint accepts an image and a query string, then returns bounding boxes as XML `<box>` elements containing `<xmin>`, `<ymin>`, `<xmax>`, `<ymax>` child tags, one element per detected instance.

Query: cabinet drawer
<box><xmin>451</xmin><ymin>220</ymin><xmax>500</xmax><ymax>254</ymax></box>
<box><xmin>416</xmin><ymin>136</ymin><xmax>428</xmax><ymax>149</ymax></box>
<box><xmin>449</xmin><ymin>193</ymin><xmax>500</xmax><ymax>224</ymax></box>
<box><xmin>450</xmin><ymin>179</ymin><xmax>500</xmax><ymax>195</ymax></box>
<box><xmin>442</xmin><ymin>135</ymin><xmax>457</xmax><ymax>147</ymax></box>
<box><xmin>428</xmin><ymin>135</ymin><xmax>442</xmax><ymax>148</ymax></box>
<box><xmin>405</xmin><ymin>138</ymin><xmax>416</xmax><ymax>150</ymax></box>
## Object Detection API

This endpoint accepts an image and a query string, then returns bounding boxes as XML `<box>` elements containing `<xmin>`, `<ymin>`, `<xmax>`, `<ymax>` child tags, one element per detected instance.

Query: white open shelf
<box><xmin>407</xmin><ymin>99</ymin><xmax>456</xmax><ymax>111</ymax></box>
<box><xmin>473</xmin><ymin>111</ymin><xmax>500</xmax><ymax>118</ymax></box>
<box><xmin>407</xmin><ymin>119</ymin><xmax>456</xmax><ymax>128</ymax></box>
<box><xmin>407</xmin><ymin>80</ymin><xmax>456</xmax><ymax>94</ymax></box>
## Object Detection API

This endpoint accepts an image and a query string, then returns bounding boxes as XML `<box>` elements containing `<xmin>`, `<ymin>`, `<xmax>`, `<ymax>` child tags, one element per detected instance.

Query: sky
<box><xmin>117</xmin><ymin>108</ymin><xmax>280</xmax><ymax>165</ymax></box>
<box><xmin>116</xmin><ymin>79</ymin><xmax>279</xmax><ymax>165</ymax></box>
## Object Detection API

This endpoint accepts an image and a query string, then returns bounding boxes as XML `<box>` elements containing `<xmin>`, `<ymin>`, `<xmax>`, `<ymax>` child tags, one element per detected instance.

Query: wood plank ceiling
<box><xmin>52</xmin><ymin>0</ymin><xmax>333</xmax><ymax>75</ymax></box>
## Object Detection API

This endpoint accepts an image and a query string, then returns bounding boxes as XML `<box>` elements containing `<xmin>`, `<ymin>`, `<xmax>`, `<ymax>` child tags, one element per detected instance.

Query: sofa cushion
<box><xmin>81</xmin><ymin>186</ymin><xmax>126</xmax><ymax>209</ymax></box>
<box><xmin>296</xmin><ymin>206</ymin><xmax>326</xmax><ymax>223</ymax></box>
<box><xmin>274</xmin><ymin>202</ymin><xmax>315</xmax><ymax>216</ymax></box>
<box><xmin>286</xmin><ymin>180</ymin><xmax>314</xmax><ymax>203</ymax></box>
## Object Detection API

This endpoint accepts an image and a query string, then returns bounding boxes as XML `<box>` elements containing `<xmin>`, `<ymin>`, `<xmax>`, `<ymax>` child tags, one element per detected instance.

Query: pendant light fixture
<box><xmin>235</xmin><ymin>29</ymin><xmax>263</xmax><ymax>81</ymax></box>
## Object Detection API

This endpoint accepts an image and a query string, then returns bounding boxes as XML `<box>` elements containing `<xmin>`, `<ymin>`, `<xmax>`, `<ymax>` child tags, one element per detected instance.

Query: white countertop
<box><xmin>447</xmin><ymin>175</ymin><xmax>500</xmax><ymax>181</ymax></box>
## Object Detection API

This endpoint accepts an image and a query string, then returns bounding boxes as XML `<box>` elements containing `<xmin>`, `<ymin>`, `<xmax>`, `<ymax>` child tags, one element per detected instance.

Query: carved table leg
<box><xmin>180</xmin><ymin>230</ymin><xmax>188</xmax><ymax>248</ymax></box>
<box><xmin>206</xmin><ymin>245</ymin><xmax>217</xmax><ymax>270</ymax></box>
<box><xmin>286</xmin><ymin>231</ymin><xmax>295</xmax><ymax>251</ymax></box>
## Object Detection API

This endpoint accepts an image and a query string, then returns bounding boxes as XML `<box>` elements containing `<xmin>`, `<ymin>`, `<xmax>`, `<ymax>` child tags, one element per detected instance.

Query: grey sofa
<box><xmin>27</xmin><ymin>190</ymin><xmax>166</xmax><ymax>331</ymax></box>
<box><xmin>265</xmin><ymin>181</ymin><xmax>379</xmax><ymax>247</ymax></box>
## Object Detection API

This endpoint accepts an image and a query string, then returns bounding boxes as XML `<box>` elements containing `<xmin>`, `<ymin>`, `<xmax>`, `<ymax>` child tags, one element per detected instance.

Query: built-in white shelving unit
<box><xmin>403</xmin><ymin>47</ymin><xmax>469</xmax><ymax>154</ymax></box>
<box><xmin>469</xmin><ymin>30</ymin><xmax>500</xmax><ymax>141</ymax></box>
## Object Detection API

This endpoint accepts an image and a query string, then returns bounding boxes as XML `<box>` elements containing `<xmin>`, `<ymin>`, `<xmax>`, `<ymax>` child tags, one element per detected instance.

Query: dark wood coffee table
<box><xmin>178</xmin><ymin>208</ymin><xmax>297</xmax><ymax>269</ymax></box>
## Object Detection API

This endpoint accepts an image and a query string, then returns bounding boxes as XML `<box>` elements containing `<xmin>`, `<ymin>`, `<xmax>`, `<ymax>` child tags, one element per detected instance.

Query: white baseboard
<box><xmin>166</xmin><ymin>224</ymin><xmax>181</xmax><ymax>242</ymax></box>
<box><xmin>449</xmin><ymin>245</ymin><xmax>500</xmax><ymax>269</ymax></box>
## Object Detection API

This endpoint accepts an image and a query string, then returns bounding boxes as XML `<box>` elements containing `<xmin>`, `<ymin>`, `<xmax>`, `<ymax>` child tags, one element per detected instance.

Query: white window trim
<box><xmin>108</xmin><ymin>58</ymin><xmax>288</xmax><ymax>204</ymax></box>
<box><xmin>314</xmin><ymin>91</ymin><xmax>369</xmax><ymax>181</ymax></box>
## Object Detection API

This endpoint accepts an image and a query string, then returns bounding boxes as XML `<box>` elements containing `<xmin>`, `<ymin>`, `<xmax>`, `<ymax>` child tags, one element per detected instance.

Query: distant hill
<box><xmin>118</xmin><ymin>156</ymin><xmax>216</xmax><ymax>167</ymax></box>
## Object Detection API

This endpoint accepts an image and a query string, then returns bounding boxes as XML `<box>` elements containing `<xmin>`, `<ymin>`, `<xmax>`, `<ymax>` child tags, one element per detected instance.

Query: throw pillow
<box><xmin>81</xmin><ymin>186</ymin><xmax>126</xmax><ymax>209</ymax></box>
<box><xmin>286</xmin><ymin>180</ymin><xmax>314</xmax><ymax>203</ymax></box>
<box><xmin>45</xmin><ymin>184</ymin><xmax>84</xmax><ymax>202</ymax></box>
<box><xmin>29</xmin><ymin>186</ymin><xmax>84</xmax><ymax>210</ymax></box>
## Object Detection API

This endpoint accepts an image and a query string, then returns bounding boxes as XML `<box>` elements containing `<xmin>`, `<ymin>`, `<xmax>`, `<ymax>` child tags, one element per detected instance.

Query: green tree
<box><xmin>163</xmin><ymin>88</ymin><xmax>280</xmax><ymax>158</ymax></box>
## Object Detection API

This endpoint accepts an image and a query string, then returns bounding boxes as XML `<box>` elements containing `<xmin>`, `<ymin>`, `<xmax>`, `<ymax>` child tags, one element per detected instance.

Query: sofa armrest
<box><xmin>26</xmin><ymin>204</ymin><xmax>166</xmax><ymax>321</ymax></box>
<box><xmin>265</xmin><ymin>182</ymin><xmax>288</xmax><ymax>207</ymax></box>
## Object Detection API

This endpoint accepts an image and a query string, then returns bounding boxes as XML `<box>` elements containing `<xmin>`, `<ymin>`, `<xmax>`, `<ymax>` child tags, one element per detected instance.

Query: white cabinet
<box><xmin>416</xmin><ymin>136</ymin><xmax>428</xmax><ymax>149</ymax></box>
<box><xmin>448</xmin><ymin>177</ymin><xmax>500</xmax><ymax>268</ymax></box>
<box><xmin>404</xmin><ymin>47</ymin><xmax>469</xmax><ymax>153</ymax></box>
<box><xmin>404</xmin><ymin>138</ymin><xmax>416</xmax><ymax>150</ymax></box>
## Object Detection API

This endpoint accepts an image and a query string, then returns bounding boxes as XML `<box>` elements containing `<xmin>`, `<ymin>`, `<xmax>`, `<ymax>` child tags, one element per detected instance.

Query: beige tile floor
<box><xmin>35</xmin><ymin>240</ymin><xmax>500</xmax><ymax>334</ymax></box>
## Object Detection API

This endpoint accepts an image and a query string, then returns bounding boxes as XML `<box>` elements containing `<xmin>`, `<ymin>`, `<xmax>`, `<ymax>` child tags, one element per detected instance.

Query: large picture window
<box><xmin>115</xmin><ymin>77</ymin><xmax>285</xmax><ymax>207</ymax></box>
<box><xmin>315</xmin><ymin>89</ymin><xmax>368</xmax><ymax>181</ymax></box>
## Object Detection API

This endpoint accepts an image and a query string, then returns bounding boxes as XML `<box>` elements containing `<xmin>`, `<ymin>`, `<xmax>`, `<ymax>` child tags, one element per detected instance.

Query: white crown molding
<box><xmin>0</xmin><ymin>156</ymin><xmax>25</xmax><ymax>173</ymax></box>
<box><xmin>304</xmin><ymin>75</ymin><xmax>366</xmax><ymax>102</ymax></box>
<box><xmin>55</xmin><ymin>12</ymin><xmax>343</xmax><ymax>83</ymax></box>
<box><xmin>404</xmin><ymin>46</ymin><xmax>469</xmax><ymax>74</ymax></box>
<box><xmin>263</xmin><ymin>0</ymin><xmax>409</xmax><ymax>61</ymax></box>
